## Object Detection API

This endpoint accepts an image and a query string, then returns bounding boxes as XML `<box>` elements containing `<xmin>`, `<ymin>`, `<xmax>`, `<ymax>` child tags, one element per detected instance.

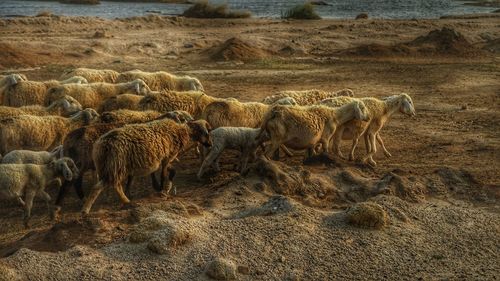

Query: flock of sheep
<box><xmin>0</xmin><ymin>68</ymin><xmax>416</xmax><ymax>227</ymax></box>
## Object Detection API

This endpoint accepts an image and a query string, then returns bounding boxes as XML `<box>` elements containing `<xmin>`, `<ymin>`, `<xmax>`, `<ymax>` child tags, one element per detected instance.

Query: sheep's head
<box><xmin>354</xmin><ymin>100</ymin><xmax>370</xmax><ymax>122</ymax></box>
<box><xmin>50</xmin><ymin>145</ymin><xmax>64</xmax><ymax>159</ymax></box>
<box><xmin>58</xmin><ymin>95</ymin><xmax>83</xmax><ymax>116</ymax></box>
<box><xmin>336</xmin><ymin>89</ymin><xmax>354</xmax><ymax>97</ymax></box>
<box><xmin>50</xmin><ymin>157</ymin><xmax>78</xmax><ymax>181</ymax></box>
<box><xmin>275</xmin><ymin>97</ymin><xmax>297</xmax><ymax>106</ymax></box>
<box><xmin>399</xmin><ymin>93</ymin><xmax>416</xmax><ymax>116</ymax></box>
<box><xmin>130</xmin><ymin>79</ymin><xmax>151</xmax><ymax>95</ymax></box>
<box><xmin>3</xmin><ymin>74</ymin><xmax>26</xmax><ymax>87</ymax></box>
<box><xmin>159</xmin><ymin>110</ymin><xmax>194</xmax><ymax>123</ymax></box>
<box><xmin>184</xmin><ymin>77</ymin><xmax>204</xmax><ymax>92</ymax></box>
<box><xmin>71</xmin><ymin>76</ymin><xmax>88</xmax><ymax>84</ymax></box>
<box><xmin>187</xmin><ymin>120</ymin><xmax>212</xmax><ymax>147</ymax></box>
<box><xmin>71</xmin><ymin>108</ymin><xmax>99</xmax><ymax>125</ymax></box>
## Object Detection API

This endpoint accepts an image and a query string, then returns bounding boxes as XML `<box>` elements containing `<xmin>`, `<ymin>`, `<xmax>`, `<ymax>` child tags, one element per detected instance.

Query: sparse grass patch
<box><xmin>282</xmin><ymin>3</ymin><xmax>321</xmax><ymax>20</ymax></box>
<box><xmin>183</xmin><ymin>1</ymin><xmax>251</xmax><ymax>18</ymax></box>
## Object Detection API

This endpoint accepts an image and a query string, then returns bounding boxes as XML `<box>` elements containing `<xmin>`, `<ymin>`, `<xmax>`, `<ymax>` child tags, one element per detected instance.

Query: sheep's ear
<box><xmin>61</xmin><ymin>162</ymin><xmax>73</xmax><ymax>181</ymax></box>
<box><xmin>62</xmin><ymin>99</ymin><xmax>71</xmax><ymax>111</ymax></box>
<box><xmin>8</xmin><ymin>75</ymin><xmax>19</xmax><ymax>86</ymax></box>
<box><xmin>135</xmin><ymin>82</ymin><xmax>140</xmax><ymax>94</ymax></box>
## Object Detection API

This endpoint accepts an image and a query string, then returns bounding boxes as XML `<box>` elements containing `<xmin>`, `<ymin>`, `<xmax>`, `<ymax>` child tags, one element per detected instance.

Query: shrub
<box><xmin>282</xmin><ymin>3</ymin><xmax>321</xmax><ymax>20</ymax></box>
<box><xmin>182</xmin><ymin>1</ymin><xmax>251</xmax><ymax>18</ymax></box>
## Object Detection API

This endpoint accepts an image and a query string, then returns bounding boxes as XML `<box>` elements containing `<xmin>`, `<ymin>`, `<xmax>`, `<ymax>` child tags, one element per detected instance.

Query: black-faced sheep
<box><xmin>0</xmin><ymin>157</ymin><xmax>78</xmax><ymax>227</ymax></box>
<box><xmin>116</xmin><ymin>70</ymin><xmax>204</xmax><ymax>92</ymax></box>
<box><xmin>81</xmin><ymin>119</ymin><xmax>212</xmax><ymax>215</ymax></box>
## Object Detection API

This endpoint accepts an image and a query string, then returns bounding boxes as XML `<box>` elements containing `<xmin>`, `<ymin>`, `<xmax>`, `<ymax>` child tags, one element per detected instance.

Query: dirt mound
<box><xmin>210</xmin><ymin>37</ymin><xmax>272</xmax><ymax>62</ymax></box>
<box><xmin>337</xmin><ymin>28</ymin><xmax>481</xmax><ymax>57</ymax></box>
<box><xmin>345</xmin><ymin>201</ymin><xmax>388</xmax><ymax>229</ymax></box>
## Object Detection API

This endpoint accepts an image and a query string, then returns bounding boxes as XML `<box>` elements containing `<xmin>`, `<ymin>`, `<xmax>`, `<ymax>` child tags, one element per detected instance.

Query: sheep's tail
<box><xmin>92</xmin><ymin>132</ymin><xmax>125</xmax><ymax>186</ymax></box>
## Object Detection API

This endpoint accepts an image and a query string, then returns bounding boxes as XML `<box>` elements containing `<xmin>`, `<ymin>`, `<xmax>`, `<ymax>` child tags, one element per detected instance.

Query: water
<box><xmin>0</xmin><ymin>0</ymin><xmax>496</xmax><ymax>19</ymax></box>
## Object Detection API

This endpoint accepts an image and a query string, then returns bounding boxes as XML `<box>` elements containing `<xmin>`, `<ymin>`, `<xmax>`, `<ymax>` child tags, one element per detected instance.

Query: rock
<box><xmin>346</xmin><ymin>201</ymin><xmax>388</xmax><ymax>229</ymax></box>
<box><xmin>129</xmin><ymin>210</ymin><xmax>173</xmax><ymax>243</ymax></box>
<box><xmin>146</xmin><ymin>221</ymin><xmax>192</xmax><ymax>254</ymax></box>
<box><xmin>205</xmin><ymin>257</ymin><xmax>237</xmax><ymax>280</ymax></box>
<box><xmin>0</xmin><ymin>263</ymin><xmax>21</xmax><ymax>281</ymax></box>
<box><xmin>356</xmin><ymin>13</ymin><xmax>369</xmax><ymax>20</ymax></box>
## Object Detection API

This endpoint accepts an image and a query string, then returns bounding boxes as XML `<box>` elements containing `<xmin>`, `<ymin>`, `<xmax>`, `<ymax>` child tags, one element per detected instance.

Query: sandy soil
<box><xmin>0</xmin><ymin>14</ymin><xmax>499</xmax><ymax>280</ymax></box>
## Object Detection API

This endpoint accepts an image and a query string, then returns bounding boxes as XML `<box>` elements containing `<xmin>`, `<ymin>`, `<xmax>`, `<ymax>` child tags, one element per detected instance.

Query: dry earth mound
<box><xmin>210</xmin><ymin>37</ymin><xmax>273</xmax><ymax>61</ymax></box>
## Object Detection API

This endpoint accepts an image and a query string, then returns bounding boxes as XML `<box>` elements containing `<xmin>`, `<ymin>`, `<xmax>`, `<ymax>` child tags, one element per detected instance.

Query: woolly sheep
<box><xmin>0</xmin><ymin>157</ymin><xmax>78</xmax><ymax>227</ymax></box>
<box><xmin>0</xmin><ymin>95</ymin><xmax>82</xmax><ymax>118</ymax></box>
<box><xmin>0</xmin><ymin>108</ymin><xmax>99</xmax><ymax>155</ymax></box>
<box><xmin>197</xmin><ymin>127</ymin><xmax>269</xmax><ymax>179</ymax></box>
<box><xmin>259</xmin><ymin>101</ymin><xmax>370</xmax><ymax>159</ymax></box>
<box><xmin>60</xmin><ymin>68</ymin><xmax>119</xmax><ymax>83</ymax></box>
<box><xmin>81</xmin><ymin>119</ymin><xmax>212</xmax><ymax>215</ymax></box>
<box><xmin>273</xmin><ymin>97</ymin><xmax>298</xmax><ymax>106</ymax></box>
<box><xmin>322</xmin><ymin>93</ymin><xmax>415</xmax><ymax>166</ymax></box>
<box><xmin>98</xmin><ymin>93</ymin><xmax>143</xmax><ymax>113</ymax></box>
<box><xmin>138</xmin><ymin>91</ymin><xmax>222</xmax><ymax>119</ymax></box>
<box><xmin>156</xmin><ymin>110</ymin><xmax>194</xmax><ymax>124</ymax></box>
<box><xmin>116</xmin><ymin>70</ymin><xmax>204</xmax><ymax>92</ymax></box>
<box><xmin>100</xmin><ymin>109</ymin><xmax>162</xmax><ymax>124</ymax></box>
<box><xmin>262</xmin><ymin>89</ymin><xmax>354</xmax><ymax>106</ymax></box>
<box><xmin>1</xmin><ymin>76</ymin><xmax>88</xmax><ymax>107</ymax></box>
<box><xmin>1</xmin><ymin>146</ymin><xmax>63</xmax><ymax>165</ymax></box>
<box><xmin>46</xmin><ymin>79</ymin><xmax>151</xmax><ymax>109</ymax></box>
<box><xmin>201</xmin><ymin>100</ymin><xmax>270</xmax><ymax>129</ymax></box>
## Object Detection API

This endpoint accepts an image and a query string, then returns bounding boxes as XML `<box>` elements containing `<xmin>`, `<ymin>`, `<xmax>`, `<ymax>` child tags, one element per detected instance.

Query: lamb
<box><xmin>0</xmin><ymin>157</ymin><xmax>78</xmax><ymax>227</ymax></box>
<box><xmin>321</xmin><ymin>93</ymin><xmax>416</xmax><ymax>166</ymax></box>
<box><xmin>0</xmin><ymin>108</ymin><xmax>99</xmax><ymax>155</ymax></box>
<box><xmin>116</xmin><ymin>70</ymin><xmax>204</xmax><ymax>92</ymax></box>
<box><xmin>138</xmin><ymin>91</ymin><xmax>222</xmax><ymax>119</ymax></box>
<box><xmin>259</xmin><ymin>101</ymin><xmax>370</xmax><ymax>160</ymax></box>
<box><xmin>262</xmin><ymin>89</ymin><xmax>354</xmax><ymax>106</ymax></box>
<box><xmin>98</xmin><ymin>94</ymin><xmax>143</xmax><ymax>113</ymax></box>
<box><xmin>81</xmin><ymin>119</ymin><xmax>212</xmax><ymax>215</ymax></box>
<box><xmin>0</xmin><ymin>95</ymin><xmax>82</xmax><ymax>118</ymax></box>
<box><xmin>60</xmin><ymin>67</ymin><xmax>119</xmax><ymax>83</ymax></box>
<box><xmin>46</xmin><ymin>79</ymin><xmax>151</xmax><ymax>109</ymax></box>
<box><xmin>1</xmin><ymin>76</ymin><xmax>88</xmax><ymax>107</ymax></box>
<box><xmin>100</xmin><ymin>109</ymin><xmax>162</xmax><ymax>124</ymax></box>
<box><xmin>197</xmin><ymin>127</ymin><xmax>269</xmax><ymax>180</ymax></box>
<box><xmin>1</xmin><ymin>146</ymin><xmax>63</xmax><ymax>165</ymax></box>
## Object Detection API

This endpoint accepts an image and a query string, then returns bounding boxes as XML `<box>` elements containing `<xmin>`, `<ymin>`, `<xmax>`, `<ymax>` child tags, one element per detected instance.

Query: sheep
<box><xmin>46</xmin><ymin>79</ymin><xmax>151</xmax><ymax>109</ymax></box>
<box><xmin>197</xmin><ymin>127</ymin><xmax>269</xmax><ymax>180</ymax></box>
<box><xmin>262</xmin><ymin>89</ymin><xmax>354</xmax><ymax>106</ymax></box>
<box><xmin>1</xmin><ymin>146</ymin><xmax>62</xmax><ymax>165</ymax></box>
<box><xmin>201</xmin><ymin>100</ymin><xmax>270</xmax><ymax>129</ymax></box>
<box><xmin>116</xmin><ymin>70</ymin><xmax>204</xmax><ymax>92</ymax></box>
<box><xmin>54</xmin><ymin>110</ymin><xmax>197</xmax><ymax>216</ymax></box>
<box><xmin>98</xmin><ymin>93</ymin><xmax>143</xmax><ymax>113</ymax></box>
<box><xmin>274</xmin><ymin>96</ymin><xmax>298</xmax><ymax>106</ymax></box>
<box><xmin>259</xmin><ymin>101</ymin><xmax>370</xmax><ymax>160</ymax></box>
<box><xmin>322</xmin><ymin>93</ymin><xmax>415</xmax><ymax>166</ymax></box>
<box><xmin>60</xmin><ymin>67</ymin><xmax>119</xmax><ymax>83</ymax></box>
<box><xmin>0</xmin><ymin>95</ymin><xmax>82</xmax><ymax>118</ymax></box>
<box><xmin>138</xmin><ymin>91</ymin><xmax>222</xmax><ymax>119</ymax></box>
<box><xmin>81</xmin><ymin>119</ymin><xmax>212</xmax><ymax>215</ymax></box>
<box><xmin>0</xmin><ymin>108</ymin><xmax>99</xmax><ymax>155</ymax></box>
<box><xmin>1</xmin><ymin>76</ymin><xmax>88</xmax><ymax>107</ymax></box>
<box><xmin>99</xmin><ymin>109</ymin><xmax>162</xmax><ymax>124</ymax></box>
<box><xmin>0</xmin><ymin>157</ymin><xmax>78</xmax><ymax>227</ymax></box>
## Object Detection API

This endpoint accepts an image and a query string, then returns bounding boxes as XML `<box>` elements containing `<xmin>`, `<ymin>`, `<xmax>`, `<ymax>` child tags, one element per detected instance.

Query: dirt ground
<box><xmin>0</xmin><ymin>14</ymin><xmax>499</xmax><ymax>280</ymax></box>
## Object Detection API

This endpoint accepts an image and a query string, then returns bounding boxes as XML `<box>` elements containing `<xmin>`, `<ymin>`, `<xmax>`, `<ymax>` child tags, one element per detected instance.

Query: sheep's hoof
<box><xmin>384</xmin><ymin>151</ymin><xmax>392</xmax><ymax>158</ymax></box>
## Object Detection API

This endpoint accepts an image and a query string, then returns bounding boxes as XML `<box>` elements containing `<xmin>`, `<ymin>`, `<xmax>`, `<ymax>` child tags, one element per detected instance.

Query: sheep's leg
<box><xmin>265</xmin><ymin>141</ymin><xmax>280</xmax><ymax>160</ymax></box>
<box><xmin>197</xmin><ymin>149</ymin><xmax>220</xmax><ymax>180</ymax></box>
<box><xmin>23</xmin><ymin>190</ymin><xmax>36</xmax><ymax>228</ymax></box>
<box><xmin>125</xmin><ymin>176</ymin><xmax>134</xmax><ymax>199</ymax></box>
<box><xmin>363</xmin><ymin>133</ymin><xmax>377</xmax><ymax>166</ymax></box>
<box><xmin>16</xmin><ymin>196</ymin><xmax>25</xmax><ymax>207</ymax></box>
<box><xmin>280</xmin><ymin>145</ymin><xmax>294</xmax><ymax>157</ymax></box>
<box><xmin>81</xmin><ymin>181</ymin><xmax>105</xmax><ymax>215</ymax></box>
<box><xmin>349</xmin><ymin>137</ymin><xmax>360</xmax><ymax>162</ymax></box>
<box><xmin>364</xmin><ymin>133</ymin><xmax>371</xmax><ymax>154</ymax></box>
<box><xmin>114</xmin><ymin>182</ymin><xmax>130</xmax><ymax>205</ymax></box>
<box><xmin>37</xmin><ymin>190</ymin><xmax>52</xmax><ymax>217</ymax></box>
<box><xmin>74</xmin><ymin>175</ymin><xmax>85</xmax><ymax>200</ymax></box>
<box><xmin>150</xmin><ymin>173</ymin><xmax>162</xmax><ymax>192</ymax></box>
<box><xmin>239</xmin><ymin>151</ymin><xmax>250</xmax><ymax>175</ymax></box>
<box><xmin>332</xmin><ymin>128</ymin><xmax>346</xmax><ymax>159</ymax></box>
<box><xmin>163</xmin><ymin>167</ymin><xmax>177</xmax><ymax>195</ymax></box>
<box><xmin>376</xmin><ymin>133</ymin><xmax>392</xmax><ymax>158</ymax></box>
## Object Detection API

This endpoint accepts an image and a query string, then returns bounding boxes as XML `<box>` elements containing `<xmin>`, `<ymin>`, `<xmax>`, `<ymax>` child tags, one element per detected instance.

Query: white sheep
<box><xmin>0</xmin><ymin>157</ymin><xmax>78</xmax><ymax>227</ymax></box>
<box><xmin>60</xmin><ymin>67</ymin><xmax>119</xmax><ymax>83</ymax></box>
<box><xmin>1</xmin><ymin>146</ymin><xmax>63</xmax><ymax>165</ymax></box>
<box><xmin>197</xmin><ymin>127</ymin><xmax>269</xmax><ymax>180</ymax></box>
<box><xmin>46</xmin><ymin>79</ymin><xmax>151</xmax><ymax>109</ymax></box>
<box><xmin>116</xmin><ymin>70</ymin><xmax>204</xmax><ymax>92</ymax></box>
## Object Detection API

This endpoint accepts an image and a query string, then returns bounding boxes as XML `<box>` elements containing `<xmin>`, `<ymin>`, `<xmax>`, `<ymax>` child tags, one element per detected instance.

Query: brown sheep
<box><xmin>0</xmin><ymin>95</ymin><xmax>82</xmax><ymax>118</ymax></box>
<box><xmin>98</xmin><ymin>94</ymin><xmax>144</xmax><ymax>113</ymax></box>
<box><xmin>81</xmin><ymin>119</ymin><xmax>212</xmax><ymax>215</ymax></box>
<box><xmin>99</xmin><ymin>109</ymin><xmax>162</xmax><ymax>124</ymax></box>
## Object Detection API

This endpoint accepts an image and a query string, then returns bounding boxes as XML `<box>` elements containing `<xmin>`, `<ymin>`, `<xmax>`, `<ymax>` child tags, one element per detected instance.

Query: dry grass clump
<box><xmin>282</xmin><ymin>3</ymin><xmax>321</xmax><ymax>20</ymax></box>
<box><xmin>205</xmin><ymin>257</ymin><xmax>237</xmax><ymax>280</ymax></box>
<box><xmin>183</xmin><ymin>1</ymin><xmax>251</xmax><ymax>18</ymax></box>
<box><xmin>36</xmin><ymin>10</ymin><xmax>53</xmax><ymax>17</ymax></box>
<box><xmin>346</xmin><ymin>201</ymin><xmax>388</xmax><ymax>229</ymax></box>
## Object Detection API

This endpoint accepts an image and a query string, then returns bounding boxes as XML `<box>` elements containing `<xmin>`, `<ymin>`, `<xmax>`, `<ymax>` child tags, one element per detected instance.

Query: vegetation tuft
<box><xmin>183</xmin><ymin>1</ymin><xmax>251</xmax><ymax>18</ymax></box>
<box><xmin>282</xmin><ymin>3</ymin><xmax>321</xmax><ymax>20</ymax></box>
